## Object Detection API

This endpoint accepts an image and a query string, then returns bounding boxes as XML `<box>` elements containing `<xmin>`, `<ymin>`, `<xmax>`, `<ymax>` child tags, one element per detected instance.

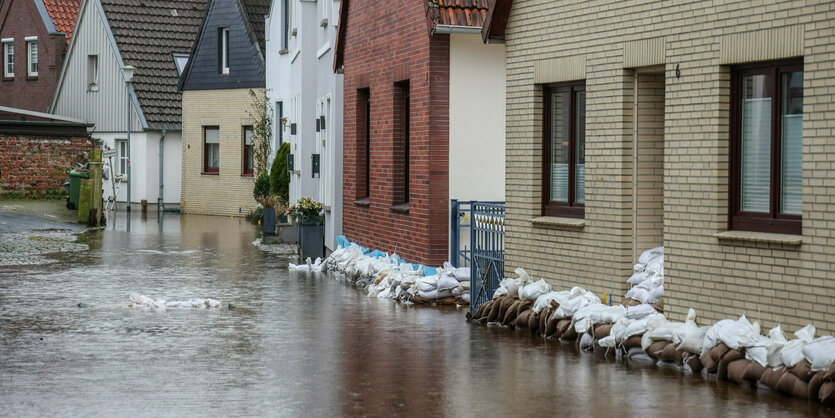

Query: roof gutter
<box><xmin>433</xmin><ymin>25</ymin><xmax>482</xmax><ymax>35</ymax></box>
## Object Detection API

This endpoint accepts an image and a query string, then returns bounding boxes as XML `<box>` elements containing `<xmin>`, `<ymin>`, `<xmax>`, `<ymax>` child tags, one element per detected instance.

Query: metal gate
<box><xmin>468</xmin><ymin>202</ymin><xmax>505</xmax><ymax>315</ymax></box>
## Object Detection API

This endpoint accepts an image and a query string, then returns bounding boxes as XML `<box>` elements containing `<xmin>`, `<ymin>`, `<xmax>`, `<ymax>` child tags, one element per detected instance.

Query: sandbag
<box><xmin>474</xmin><ymin>301</ymin><xmax>490</xmax><ymax>320</ymax></box>
<box><xmin>647</xmin><ymin>341</ymin><xmax>668</xmax><ymax>360</ymax></box>
<box><xmin>685</xmin><ymin>355</ymin><xmax>703</xmax><ymax>373</ymax></box>
<box><xmin>759</xmin><ymin>367</ymin><xmax>786</xmax><ymax>390</ymax></box>
<box><xmin>743</xmin><ymin>361</ymin><xmax>767</xmax><ymax>383</ymax></box>
<box><xmin>776</xmin><ymin>371</ymin><xmax>806</xmax><ymax>398</ymax></box>
<box><xmin>718</xmin><ymin>349</ymin><xmax>744</xmax><ymax>381</ymax></box>
<box><xmin>790</xmin><ymin>359</ymin><xmax>813</xmax><ymax>382</ymax></box>
<box><xmin>579</xmin><ymin>332</ymin><xmax>595</xmax><ymax>351</ymax></box>
<box><xmin>727</xmin><ymin>359</ymin><xmax>754</xmax><ymax>387</ymax></box>
<box><xmin>539</xmin><ymin>308</ymin><xmax>551</xmax><ymax>335</ymax></box>
<box><xmin>555</xmin><ymin>319</ymin><xmax>572</xmax><ymax>338</ymax></box>
<box><xmin>661</xmin><ymin>343</ymin><xmax>683</xmax><ymax>364</ymax></box>
<box><xmin>545</xmin><ymin>314</ymin><xmax>560</xmax><ymax>337</ymax></box>
<box><xmin>709</xmin><ymin>343</ymin><xmax>730</xmax><ymax>363</ymax></box>
<box><xmin>820</xmin><ymin>381</ymin><xmax>835</xmax><ymax>406</ymax></box>
<box><xmin>808</xmin><ymin>372</ymin><xmax>824</xmax><ymax>404</ymax></box>
<box><xmin>824</xmin><ymin>363</ymin><xmax>835</xmax><ymax>382</ymax></box>
<box><xmin>623</xmin><ymin>335</ymin><xmax>643</xmax><ymax>350</ymax></box>
<box><xmin>528</xmin><ymin>310</ymin><xmax>540</xmax><ymax>335</ymax></box>
<box><xmin>802</xmin><ymin>335</ymin><xmax>835</xmax><ymax>371</ymax></box>
<box><xmin>499</xmin><ymin>297</ymin><xmax>516</xmax><ymax>318</ymax></box>
<box><xmin>594</xmin><ymin>323</ymin><xmax>613</xmax><ymax>340</ymax></box>
<box><xmin>561</xmin><ymin>324</ymin><xmax>578</xmax><ymax>341</ymax></box>
<box><xmin>487</xmin><ymin>299</ymin><xmax>502</xmax><ymax>323</ymax></box>
<box><xmin>780</xmin><ymin>324</ymin><xmax>816</xmax><ymax>368</ymax></box>
<box><xmin>502</xmin><ymin>300</ymin><xmax>523</xmax><ymax>325</ymax></box>
<box><xmin>436</xmin><ymin>274</ymin><xmax>459</xmax><ymax>291</ymax></box>
<box><xmin>514</xmin><ymin>309</ymin><xmax>533</xmax><ymax>328</ymax></box>
<box><xmin>518</xmin><ymin>279</ymin><xmax>551</xmax><ymax>301</ymax></box>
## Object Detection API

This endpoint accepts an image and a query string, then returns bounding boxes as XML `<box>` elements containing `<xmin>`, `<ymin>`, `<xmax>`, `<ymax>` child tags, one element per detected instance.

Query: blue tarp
<box><xmin>336</xmin><ymin>235</ymin><xmax>439</xmax><ymax>277</ymax></box>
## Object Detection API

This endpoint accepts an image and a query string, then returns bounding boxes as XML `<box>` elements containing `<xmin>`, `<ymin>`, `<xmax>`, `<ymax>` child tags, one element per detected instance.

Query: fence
<box><xmin>452</xmin><ymin>201</ymin><xmax>504</xmax><ymax>315</ymax></box>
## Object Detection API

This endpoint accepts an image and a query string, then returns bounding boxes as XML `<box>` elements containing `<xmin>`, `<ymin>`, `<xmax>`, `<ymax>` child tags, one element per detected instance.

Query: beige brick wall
<box><xmin>504</xmin><ymin>0</ymin><xmax>835</xmax><ymax>333</ymax></box>
<box><xmin>181</xmin><ymin>89</ymin><xmax>260</xmax><ymax>217</ymax></box>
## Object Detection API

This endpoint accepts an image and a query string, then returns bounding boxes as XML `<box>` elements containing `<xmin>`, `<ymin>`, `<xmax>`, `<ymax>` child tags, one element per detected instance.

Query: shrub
<box><xmin>270</xmin><ymin>142</ymin><xmax>291</xmax><ymax>203</ymax></box>
<box><xmin>253</xmin><ymin>173</ymin><xmax>270</xmax><ymax>201</ymax></box>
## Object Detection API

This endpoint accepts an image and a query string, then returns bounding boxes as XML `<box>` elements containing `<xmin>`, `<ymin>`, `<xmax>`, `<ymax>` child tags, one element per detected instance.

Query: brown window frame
<box><xmin>203</xmin><ymin>126</ymin><xmax>220</xmax><ymax>174</ymax></box>
<box><xmin>729</xmin><ymin>59</ymin><xmax>802</xmax><ymax>235</ymax></box>
<box><xmin>242</xmin><ymin>125</ymin><xmax>254</xmax><ymax>176</ymax></box>
<box><xmin>542</xmin><ymin>81</ymin><xmax>585</xmax><ymax>218</ymax></box>
<box><xmin>355</xmin><ymin>87</ymin><xmax>371</xmax><ymax>203</ymax></box>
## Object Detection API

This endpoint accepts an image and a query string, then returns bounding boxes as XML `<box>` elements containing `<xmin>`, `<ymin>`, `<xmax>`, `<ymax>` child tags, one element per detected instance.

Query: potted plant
<box><xmin>291</xmin><ymin>197</ymin><xmax>324</xmax><ymax>259</ymax></box>
<box><xmin>254</xmin><ymin>173</ymin><xmax>273</xmax><ymax>233</ymax></box>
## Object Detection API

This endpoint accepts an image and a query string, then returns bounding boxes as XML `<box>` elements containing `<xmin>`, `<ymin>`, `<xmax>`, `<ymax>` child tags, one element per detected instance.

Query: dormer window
<box><xmin>173</xmin><ymin>53</ymin><xmax>189</xmax><ymax>75</ymax></box>
<box><xmin>219</xmin><ymin>27</ymin><xmax>230</xmax><ymax>74</ymax></box>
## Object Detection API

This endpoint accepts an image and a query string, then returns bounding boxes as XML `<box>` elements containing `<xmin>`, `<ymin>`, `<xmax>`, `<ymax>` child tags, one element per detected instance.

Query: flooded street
<box><xmin>0</xmin><ymin>214</ymin><xmax>827</xmax><ymax>416</ymax></box>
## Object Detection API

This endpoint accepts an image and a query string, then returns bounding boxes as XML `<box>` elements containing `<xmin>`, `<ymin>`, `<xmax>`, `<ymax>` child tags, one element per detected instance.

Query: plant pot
<box><xmin>278</xmin><ymin>214</ymin><xmax>289</xmax><ymax>224</ymax></box>
<box><xmin>262</xmin><ymin>207</ymin><xmax>276</xmax><ymax>234</ymax></box>
<box><xmin>298</xmin><ymin>218</ymin><xmax>324</xmax><ymax>260</ymax></box>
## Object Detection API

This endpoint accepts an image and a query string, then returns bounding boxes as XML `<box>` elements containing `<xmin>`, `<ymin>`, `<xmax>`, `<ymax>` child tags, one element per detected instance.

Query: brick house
<box><xmin>334</xmin><ymin>0</ymin><xmax>505</xmax><ymax>266</ymax></box>
<box><xmin>0</xmin><ymin>0</ymin><xmax>80</xmax><ymax>112</ymax></box>
<box><xmin>486</xmin><ymin>0</ymin><xmax>834</xmax><ymax>333</ymax></box>
<box><xmin>50</xmin><ymin>0</ymin><xmax>207</xmax><ymax>210</ymax></box>
<box><xmin>177</xmin><ymin>0</ymin><xmax>269</xmax><ymax>216</ymax></box>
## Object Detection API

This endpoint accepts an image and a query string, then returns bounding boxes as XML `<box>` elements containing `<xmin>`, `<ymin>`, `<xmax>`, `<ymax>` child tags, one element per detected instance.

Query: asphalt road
<box><xmin>0</xmin><ymin>211</ymin><xmax>85</xmax><ymax>234</ymax></box>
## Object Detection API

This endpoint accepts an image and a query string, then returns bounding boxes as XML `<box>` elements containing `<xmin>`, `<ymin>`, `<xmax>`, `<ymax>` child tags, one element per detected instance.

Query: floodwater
<box><xmin>0</xmin><ymin>213</ymin><xmax>829</xmax><ymax>417</ymax></box>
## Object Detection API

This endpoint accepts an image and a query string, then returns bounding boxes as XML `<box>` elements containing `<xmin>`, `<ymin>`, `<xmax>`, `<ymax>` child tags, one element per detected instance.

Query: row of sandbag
<box><xmin>624</xmin><ymin>246</ymin><xmax>664</xmax><ymax>305</ymax></box>
<box><xmin>322</xmin><ymin>243</ymin><xmax>471</xmax><ymax>305</ymax></box>
<box><xmin>468</xmin><ymin>269</ymin><xmax>835</xmax><ymax>406</ymax></box>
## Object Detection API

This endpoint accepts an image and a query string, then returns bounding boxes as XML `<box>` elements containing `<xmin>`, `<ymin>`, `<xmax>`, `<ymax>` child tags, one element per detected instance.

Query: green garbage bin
<box><xmin>67</xmin><ymin>168</ymin><xmax>90</xmax><ymax>210</ymax></box>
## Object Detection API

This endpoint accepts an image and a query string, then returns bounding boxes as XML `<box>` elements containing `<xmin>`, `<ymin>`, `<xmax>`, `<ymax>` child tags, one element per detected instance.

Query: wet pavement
<box><xmin>0</xmin><ymin>212</ymin><xmax>829</xmax><ymax>416</ymax></box>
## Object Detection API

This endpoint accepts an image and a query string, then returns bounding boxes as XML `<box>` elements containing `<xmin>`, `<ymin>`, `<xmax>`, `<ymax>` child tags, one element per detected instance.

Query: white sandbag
<box><xmin>492</xmin><ymin>287</ymin><xmax>508</xmax><ymax>299</ymax></box>
<box><xmin>624</xmin><ymin>287</ymin><xmax>651</xmax><ymax>304</ymax></box>
<box><xmin>416</xmin><ymin>276</ymin><xmax>438</xmax><ymax>292</ymax></box>
<box><xmin>610</xmin><ymin>313</ymin><xmax>665</xmax><ymax>345</ymax></box>
<box><xmin>572</xmin><ymin>304</ymin><xmax>626</xmax><ymax>334</ymax></box>
<box><xmin>700</xmin><ymin>315</ymin><xmax>760</xmax><ymax>356</ymax></box>
<box><xmin>802</xmin><ymin>336</ymin><xmax>835</xmax><ymax>371</ymax></box>
<box><xmin>649</xmin><ymin>321</ymin><xmax>685</xmax><ymax>343</ymax></box>
<box><xmin>451</xmin><ymin>286</ymin><xmax>461</xmax><ymax>296</ymax></box>
<box><xmin>418</xmin><ymin>288</ymin><xmax>453</xmax><ymax>299</ymax></box>
<box><xmin>166</xmin><ymin>300</ymin><xmax>193</xmax><ymax>308</ymax></box>
<box><xmin>498</xmin><ymin>278</ymin><xmax>519</xmax><ymax>297</ymax></box>
<box><xmin>640</xmin><ymin>314</ymin><xmax>671</xmax><ymax>351</ymax></box>
<box><xmin>625</xmin><ymin>304</ymin><xmax>657</xmax><ymax>320</ymax></box>
<box><xmin>627</xmin><ymin>271</ymin><xmax>650</xmax><ymax>285</ymax></box>
<box><xmin>766</xmin><ymin>325</ymin><xmax>788</xmax><ymax>368</ymax></box>
<box><xmin>519</xmin><ymin>279</ymin><xmax>551</xmax><ymax>301</ymax></box>
<box><xmin>598</xmin><ymin>335</ymin><xmax>616</xmax><ymax>348</ymax></box>
<box><xmin>532</xmin><ymin>290</ymin><xmax>569</xmax><ymax>314</ymax></box>
<box><xmin>650</xmin><ymin>285</ymin><xmax>664</xmax><ymax>301</ymax></box>
<box><xmin>461</xmin><ymin>292</ymin><xmax>470</xmax><ymax>304</ymax></box>
<box><xmin>458</xmin><ymin>280</ymin><xmax>470</xmax><ymax>290</ymax></box>
<box><xmin>637</xmin><ymin>275</ymin><xmax>663</xmax><ymax>291</ymax></box>
<box><xmin>780</xmin><ymin>324</ymin><xmax>816</xmax><ymax>368</ymax></box>
<box><xmin>638</xmin><ymin>246</ymin><xmax>664</xmax><ymax>266</ymax></box>
<box><xmin>645</xmin><ymin>254</ymin><xmax>664</xmax><ymax>277</ymax></box>
<box><xmin>676</xmin><ymin>325</ymin><xmax>709</xmax><ymax>355</ymax></box>
<box><xmin>454</xmin><ymin>267</ymin><xmax>470</xmax><ymax>281</ymax></box>
<box><xmin>436</xmin><ymin>274</ymin><xmax>459</xmax><ymax>291</ymax></box>
<box><xmin>579</xmin><ymin>332</ymin><xmax>595</xmax><ymax>351</ymax></box>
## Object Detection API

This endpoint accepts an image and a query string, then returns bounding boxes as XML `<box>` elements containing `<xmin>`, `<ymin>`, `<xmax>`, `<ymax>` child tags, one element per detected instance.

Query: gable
<box><xmin>180</xmin><ymin>0</ymin><xmax>265</xmax><ymax>91</ymax></box>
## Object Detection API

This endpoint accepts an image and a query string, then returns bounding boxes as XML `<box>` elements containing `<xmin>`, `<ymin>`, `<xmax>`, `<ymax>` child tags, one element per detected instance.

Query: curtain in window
<box><xmin>740</xmin><ymin>75</ymin><xmax>771</xmax><ymax>213</ymax></box>
<box><xmin>244</xmin><ymin>127</ymin><xmax>253</xmax><ymax>172</ymax></box>
<box><xmin>550</xmin><ymin>91</ymin><xmax>570</xmax><ymax>202</ymax></box>
<box><xmin>781</xmin><ymin>71</ymin><xmax>803</xmax><ymax>215</ymax></box>
<box><xmin>206</xmin><ymin>128</ymin><xmax>220</xmax><ymax>169</ymax></box>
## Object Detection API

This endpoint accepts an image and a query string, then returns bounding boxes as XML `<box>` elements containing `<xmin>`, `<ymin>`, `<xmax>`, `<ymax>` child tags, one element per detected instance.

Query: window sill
<box><xmin>87</xmin><ymin>86</ymin><xmax>99</xmax><ymax>92</ymax></box>
<box><xmin>354</xmin><ymin>198</ymin><xmax>370</xmax><ymax>207</ymax></box>
<box><xmin>390</xmin><ymin>203</ymin><xmax>410</xmax><ymax>213</ymax></box>
<box><xmin>714</xmin><ymin>230</ymin><xmax>802</xmax><ymax>246</ymax></box>
<box><xmin>323</xmin><ymin>205</ymin><xmax>331</xmax><ymax>212</ymax></box>
<box><xmin>201</xmin><ymin>171</ymin><xmax>219</xmax><ymax>176</ymax></box>
<box><xmin>241</xmin><ymin>173</ymin><xmax>253</xmax><ymax>177</ymax></box>
<box><xmin>530</xmin><ymin>216</ymin><xmax>585</xmax><ymax>229</ymax></box>
<box><xmin>25</xmin><ymin>75</ymin><xmax>38</xmax><ymax>80</ymax></box>
<box><xmin>290</xmin><ymin>169</ymin><xmax>300</xmax><ymax>176</ymax></box>
<box><xmin>319</xmin><ymin>17</ymin><xmax>328</xmax><ymax>27</ymax></box>
<box><xmin>2</xmin><ymin>77</ymin><xmax>13</xmax><ymax>81</ymax></box>
<box><xmin>278</xmin><ymin>49</ymin><xmax>289</xmax><ymax>55</ymax></box>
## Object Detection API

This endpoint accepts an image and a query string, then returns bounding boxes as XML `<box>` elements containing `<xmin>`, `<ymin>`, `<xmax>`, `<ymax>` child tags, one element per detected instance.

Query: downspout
<box><xmin>159</xmin><ymin>129</ymin><xmax>167</xmax><ymax>211</ymax></box>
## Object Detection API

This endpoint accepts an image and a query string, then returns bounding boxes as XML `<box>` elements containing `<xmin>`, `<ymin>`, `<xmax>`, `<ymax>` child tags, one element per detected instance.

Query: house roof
<box><xmin>100</xmin><ymin>0</ymin><xmax>208</xmax><ymax>130</ymax></box>
<box><xmin>42</xmin><ymin>0</ymin><xmax>81</xmax><ymax>44</ymax></box>
<box><xmin>480</xmin><ymin>0</ymin><xmax>511</xmax><ymax>43</ymax></box>
<box><xmin>240</xmin><ymin>0</ymin><xmax>269</xmax><ymax>54</ymax></box>
<box><xmin>433</xmin><ymin>0</ymin><xmax>488</xmax><ymax>28</ymax></box>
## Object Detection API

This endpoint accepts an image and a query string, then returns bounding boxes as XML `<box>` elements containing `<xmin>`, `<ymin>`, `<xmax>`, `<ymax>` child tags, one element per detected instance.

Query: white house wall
<box><xmin>98</xmin><ymin>131</ymin><xmax>181</xmax><ymax>207</ymax></box>
<box><xmin>266</xmin><ymin>0</ymin><xmax>342</xmax><ymax>251</ymax></box>
<box><xmin>449</xmin><ymin>33</ymin><xmax>506</xmax><ymax>202</ymax></box>
<box><xmin>52</xmin><ymin>0</ymin><xmax>143</xmax><ymax>133</ymax></box>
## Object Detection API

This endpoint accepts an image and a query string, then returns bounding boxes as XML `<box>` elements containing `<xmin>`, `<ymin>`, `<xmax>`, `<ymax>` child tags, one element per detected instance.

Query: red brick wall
<box><xmin>0</xmin><ymin>0</ymin><xmax>66</xmax><ymax>112</ymax></box>
<box><xmin>0</xmin><ymin>133</ymin><xmax>90</xmax><ymax>192</ymax></box>
<box><xmin>341</xmin><ymin>0</ymin><xmax>450</xmax><ymax>266</ymax></box>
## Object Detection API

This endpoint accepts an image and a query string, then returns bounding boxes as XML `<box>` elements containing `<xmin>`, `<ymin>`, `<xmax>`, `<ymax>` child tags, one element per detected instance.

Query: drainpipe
<box><xmin>159</xmin><ymin>129</ymin><xmax>167</xmax><ymax>212</ymax></box>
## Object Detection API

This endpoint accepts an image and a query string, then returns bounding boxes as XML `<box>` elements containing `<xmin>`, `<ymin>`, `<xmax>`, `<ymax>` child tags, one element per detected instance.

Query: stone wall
<box><xmin>0</xmin><ymin>132</ymin><xmax>89</xmax><ymax>192</ymax></box>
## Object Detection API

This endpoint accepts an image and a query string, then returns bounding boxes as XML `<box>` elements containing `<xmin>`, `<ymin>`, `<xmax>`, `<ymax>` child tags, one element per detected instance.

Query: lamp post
<box><xmin>121</xmin><ymin>65</ymin><xmax>135</xmax><ymax>212</ymax></box>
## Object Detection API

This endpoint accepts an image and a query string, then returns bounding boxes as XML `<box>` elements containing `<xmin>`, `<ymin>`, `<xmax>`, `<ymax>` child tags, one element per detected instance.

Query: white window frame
<box><xmin>25</xmin><ymin>36</ymin><xmax>37</xmax><ymax>77</ymax></box>
<box><xmin>2</xmin><ymin>38</ymin><xmax>13</xmax><ymax>78</ymax></box>
<box><xmin>220</xmin><ymin>28</ymin><xmax>230</xmax><ymax>74</ymax></box>
<box><xmin>116</xmin><ymin>139</ymin><xmax>128</xmax><ymax>178</ymax></box>
<box><xmin>319</xmin><ymin>0</ymin><xmax>330</xmax><ymax>27</ymax></box>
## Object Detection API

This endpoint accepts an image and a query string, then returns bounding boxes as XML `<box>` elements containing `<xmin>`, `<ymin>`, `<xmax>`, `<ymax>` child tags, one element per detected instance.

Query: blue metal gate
<box><xmin>468</xmin><ymin>202</ymin><xmax>505</xmax><ymax>315</ymax></box>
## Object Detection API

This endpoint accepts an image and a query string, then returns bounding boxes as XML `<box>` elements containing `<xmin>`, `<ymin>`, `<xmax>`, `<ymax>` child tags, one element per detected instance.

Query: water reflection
<box><xmin>0</xmin><ymin>214</ymin><xmax>828</xmax><ymax>416</ymax></box>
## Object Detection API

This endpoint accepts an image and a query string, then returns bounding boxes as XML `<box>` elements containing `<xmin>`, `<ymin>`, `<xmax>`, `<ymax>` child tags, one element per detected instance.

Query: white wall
<box><xmin>266</xmin><ymin>0</ymin><xmax>342</xmax><ymax>251</ymax></box>
<box><xmin>449</xmin><ymin>33</ymin><xmax>506</xmax><ymax>202</ymax></box>
<box><xmin>98</xmin><ymin>130</ymin><xmax>181</xmax><ymax>207</ymax></box>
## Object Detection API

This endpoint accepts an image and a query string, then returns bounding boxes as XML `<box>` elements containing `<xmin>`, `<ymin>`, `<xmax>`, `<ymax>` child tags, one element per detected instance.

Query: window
<box><xmin>320</xmin><ymin>0</ymin><xmax>330</xmax><ymax>26</ymax></box>
<box><xmin>87</xmin><ymin>55</ymin><xmax>98</xmax><ymax>90</ymax></box>
<box><xmin>26</xmin><ymin>37</ymin><xmax>37</xmax><ymax>77</ymax></box>
<box><xmin>543</xmin><ymin>82</ymin><xmax>586</xmax><ymax>218</ymax></box>
<box><xmin>730</xmin><ymin>59</ymin><xmax>803</xmax><ymax>234</ymax></box>
<box><xmin>281</xmin><ymin>0</ymin><xmax>289</xmax><ymax>50</ymax></box>
<box><xmin>173</xmin><ymin>53</ymin><xmax>189</xmax><ymax>75</ymax></box>
<box><xmin>276</xmin><ymin>101</ymin><xmax>283</xmax><ymax>145</ymax></box>
<box><xmin>393</xmin><ymin>80</ymin><xmax>410</xmax><ymax>206</ymax></box>
<box><xmin>243</xmin><ymin>126</ymin><xmax>254</xmax><ymax>175</ymax></box>
<box><xmin>116</xmin><ymin>140</ymin><xmax>128</xmax><ymax>177</ymax></box>
<box><xmin>357</xmin><ymin>88</ymin><xmax>370</xmax><ymax>201</ymax></box>
<box><xmin>204</xmin><ymin>127</ymin><xmax>220</xmax><ymax>173</ymax></box>
<box><xmin>2</xmin><ymin>39</ymin><xmax>13</xmax><ymax>78</ymax></box>
<box><xmin>219</xmin><ymin>28</ymin><xmax>230</xmax><ymax>74</ymax></box>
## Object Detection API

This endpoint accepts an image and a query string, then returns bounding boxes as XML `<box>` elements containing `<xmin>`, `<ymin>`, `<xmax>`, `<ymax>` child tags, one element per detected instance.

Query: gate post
<box><xmin>449</xmin><ymin>199</ymin><xmax>458</xmax><ymax>267</ymax></box>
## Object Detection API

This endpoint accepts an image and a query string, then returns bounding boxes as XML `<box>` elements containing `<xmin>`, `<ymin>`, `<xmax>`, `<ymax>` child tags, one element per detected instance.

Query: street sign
<box><xmin>103</xmin><ymin>149</ymin><xmax>118</xmax><ymax>158</ymax></box>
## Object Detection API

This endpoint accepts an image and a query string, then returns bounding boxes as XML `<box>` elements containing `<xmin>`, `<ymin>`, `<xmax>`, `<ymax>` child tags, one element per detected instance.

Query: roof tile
<box><xmin>435</xmin><ymin>0</ymin><xmax>488</xmax><ymax>28</ymax></box>
<box><xmin>42</xmin><ymin>0</ymin><xmax>81</xmax><ymax>44</ymax></box>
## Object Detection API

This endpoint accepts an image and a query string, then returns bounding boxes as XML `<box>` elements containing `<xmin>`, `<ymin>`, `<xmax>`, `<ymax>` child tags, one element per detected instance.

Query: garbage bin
<box><xmin>66</xmin><ymin>168</ymin><xmax>90</xmax><ymax>210</ymax></box>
